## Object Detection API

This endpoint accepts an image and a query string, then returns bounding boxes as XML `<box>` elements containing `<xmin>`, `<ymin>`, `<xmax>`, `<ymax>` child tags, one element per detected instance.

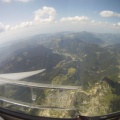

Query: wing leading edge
<box><xmin>0</xmin><ymin>69</ymin><xmax>45</xmax><ymax>80</ymax></box>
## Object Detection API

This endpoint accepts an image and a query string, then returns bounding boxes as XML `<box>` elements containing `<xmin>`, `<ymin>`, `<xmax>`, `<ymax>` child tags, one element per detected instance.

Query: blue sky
<box><xmin>0</xmin><ymin>0</ymin><xmax>120</xmax><ymax>42</ymax></box>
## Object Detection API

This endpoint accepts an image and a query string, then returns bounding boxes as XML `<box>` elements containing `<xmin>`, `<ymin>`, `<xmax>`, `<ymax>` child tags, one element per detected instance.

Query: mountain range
<box><xmin>0</xmin><ymin>31</ymin><xmax>120</xmax><ymax>118</ymax></box>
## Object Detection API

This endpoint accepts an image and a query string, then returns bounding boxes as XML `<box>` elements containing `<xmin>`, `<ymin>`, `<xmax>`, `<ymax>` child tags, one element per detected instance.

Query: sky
<box><xmin>0</xmin><ymin>0</ymin><xmax>120</xmax><ymax>43</ymax></box>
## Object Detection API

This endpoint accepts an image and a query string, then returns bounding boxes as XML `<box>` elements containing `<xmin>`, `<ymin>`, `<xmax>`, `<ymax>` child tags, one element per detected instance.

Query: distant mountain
<box><xmin>73</xmin><ymin>31</ymin><xmax>103</xmax><ymax>44</ymax></box>
<box><xmin>0</xmin><ymin>32</ymin><xmax>119</xmax><ymax>84</ymax></box>
<box><xmin>95</xmin><ymin>33</ymin><xmax>120</xmax><ymax>45</ymax></box>
<box><xmin>0</xmin><ymin>42</ymin><xmax>63</xmax><ymax>73</ymax></box>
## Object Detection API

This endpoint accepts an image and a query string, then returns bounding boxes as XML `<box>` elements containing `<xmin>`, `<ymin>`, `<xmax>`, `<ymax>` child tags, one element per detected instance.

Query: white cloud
<box><xmin>1</xmin><ymin>0</ymin><xmax>32</xmax><ymax>3</ymax></box>
<box><xmin>118</xmin><ymin>22</ymin><xmax>120</xmax><ymax>26</ymax></box>
<box><xmin>34</xmin><ymin>6</ymin><xmax>56</xmax><ymax>23</ymax></box>
<box><xmin>0</xmin><ymin>6</ymin><xmax>120</xmax><ymax>38</ymax></box>
<box><xmin>20</xmin><ymin>21</ymin><xmax>33</xmax><ymax>27</ymax></box>
<box><xmin>15</xmin><ymin>0</ymin><xmax>32</xmax><ymax>2</ymax></box>
<box><xmin>113</xmin><ymin>23</ymin><xmax>116</xmax><ymax>26</ymax></box>
<box><xmin>100</xmin><ymin>10</ymin><xmax>120</xmax><ymax>17</ymax></box>
<box><xmin>10</xmin><ymin>21</ymin><xmax>33</xmax><ymax>30</ymax></box>
<box><xmin>0</xmin><ymin>22</ymin><xmax>4</xmax><ymax>28</ymax></box>
<box><xmin>60</xmin><ymin>16</ymin><xmax>89</xmax><ymax>22</ymax></box>
<box><xmin>91</xmin><ymin>20</ymin><xmax>95</xmax><ymax>23</ymax></box>
<box><xmin>5</xmin><ymin>25</ymin><xmax>11</xmax><ymax>30</ymax></box>
<box><xmin>0</xmin><ymin>22</ymin><xmax>5</xmax><ymax>32</ymax></box>
<box><xmin>0</xmin><ymin>23</ymin><xmax>13</xmax><ymax>31</ymax></box>
<box><xmin>3</xmin><ymin>6</ymin><xmax>56</xmax><ymax>31</ymax></box>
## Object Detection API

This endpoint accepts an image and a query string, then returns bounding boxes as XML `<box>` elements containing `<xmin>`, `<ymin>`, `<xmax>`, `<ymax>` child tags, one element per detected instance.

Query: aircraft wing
<box><xmin>0</xmin><ymin>69</ymin><xmax>45</xmax><ymax>80</ymax></box>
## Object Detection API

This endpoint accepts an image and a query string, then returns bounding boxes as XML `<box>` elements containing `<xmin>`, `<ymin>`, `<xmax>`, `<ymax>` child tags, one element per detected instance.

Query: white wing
<box><xmin>0</xmin><ymin>69</ymin><xmax>45</xmax><ymax>80</ymax></box>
